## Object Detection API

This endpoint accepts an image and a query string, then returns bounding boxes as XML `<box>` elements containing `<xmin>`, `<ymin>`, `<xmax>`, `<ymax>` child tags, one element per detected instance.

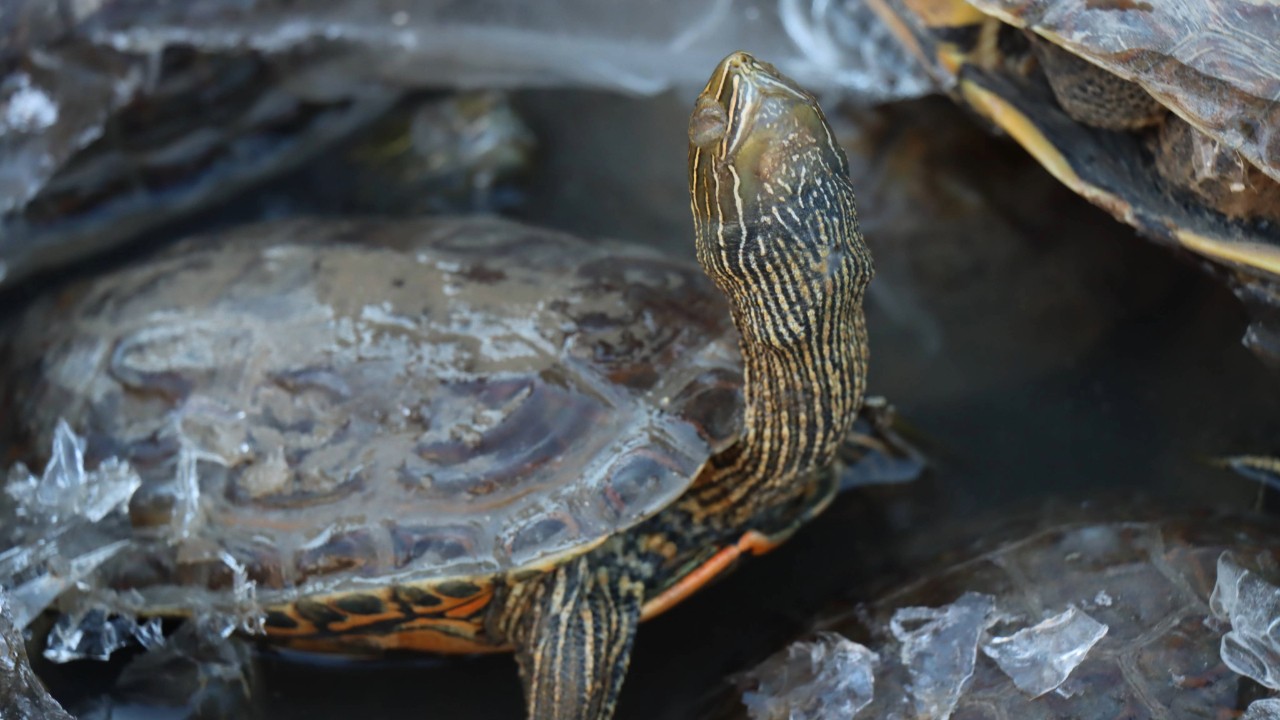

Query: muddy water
<box><xmin>20</xmin><ymin>89</ymin><xmax>1280</xmax><ymax>719</ymax></box>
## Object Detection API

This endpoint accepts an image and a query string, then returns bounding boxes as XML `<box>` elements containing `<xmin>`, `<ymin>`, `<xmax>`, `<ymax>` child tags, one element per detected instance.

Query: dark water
<box><xmin>18</xmin><ymin>88</ymin><xmax>1280</xmax><ymax>719</ymax></box>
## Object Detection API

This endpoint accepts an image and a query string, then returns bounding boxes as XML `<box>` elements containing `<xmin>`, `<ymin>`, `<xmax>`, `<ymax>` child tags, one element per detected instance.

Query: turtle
<box><xmin>721</xmin><ymin>504</ymin><xmax>1280</xmax><ymax>719</ymax></box>
<box><xmin>0</xmin><ymin>52</ymin><xmax>873</xmax><ymax>720</ymax></box>
<box><xmin>862</xmin><ymin>0</ymin><xmax>1280</xmax><ymax>313</ymax></box>
<box><xmin>0</xmin><ymin>44</ymin><xmax>400</xmax><ymax>289</ymax></box>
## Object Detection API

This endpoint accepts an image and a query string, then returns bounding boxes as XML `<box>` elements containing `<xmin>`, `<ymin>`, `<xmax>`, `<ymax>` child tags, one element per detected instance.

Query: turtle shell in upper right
<box><xmin>865</xmin><ymin>0</ymin><xmax>1280</xmax><ymax>301</ymax></box>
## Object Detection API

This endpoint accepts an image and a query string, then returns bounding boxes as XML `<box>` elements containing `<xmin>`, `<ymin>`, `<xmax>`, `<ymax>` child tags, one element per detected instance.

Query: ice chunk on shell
<box><xmin>5</xmin><ymin>420</ymin><xmax>141</xmax><ymax>526</ymax></box>
<box><xmin>1</xmin><ymin>420</ymin><xmax>141</xmax><ymax>630</ymax></box>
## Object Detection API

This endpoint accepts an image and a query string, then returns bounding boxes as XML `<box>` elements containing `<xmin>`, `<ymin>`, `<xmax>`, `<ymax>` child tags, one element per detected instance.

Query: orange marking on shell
<box><xmin>428</xmin><ymin>591</ymin><xmax>483</xmax><ymax>613</ymax></box>
<box><xmin>261</xmin><ymin>583</ymin><xmax>497</xmax><ymax>654</ymax></box>
<box><xmin>326</xmin><ymin>609</ymin><xmax>406</xmax><ymax>635</ymax></box>
<box><xmin>640</xmin><ymin>530</ymin><xmax>779</xmax><ymax>621</ymax></box>
<box><xmin>274</xmin><ymin>618</ymin><xmax>505</xmax><ymax>655</ymax></box>
<box><xmin>394</xmin><ymin>617</ymin><xmax>509</xmax><ymax>653</ymax></box>
<box><xmin>443</xmin><ymin>591</ymin><xmax>493</xmax><ymax>619</ymax></box>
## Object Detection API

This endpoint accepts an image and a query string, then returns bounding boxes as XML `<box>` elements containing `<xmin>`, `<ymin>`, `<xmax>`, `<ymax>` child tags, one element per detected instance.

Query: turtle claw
<box><xmin>837</xmin><ymin>398</ymin><xmax>930</xmax><ymax>490</ymax></box>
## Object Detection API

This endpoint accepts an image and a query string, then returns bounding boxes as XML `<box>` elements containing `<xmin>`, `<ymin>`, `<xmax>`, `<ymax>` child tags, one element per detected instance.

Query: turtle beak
<box><xmin>688</xmin><ymin>52</ymin><xmax>848</xmax><ymax>226</ymax></box>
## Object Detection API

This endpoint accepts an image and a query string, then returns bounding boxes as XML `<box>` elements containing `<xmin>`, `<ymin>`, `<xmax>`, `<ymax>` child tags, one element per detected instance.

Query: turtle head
<box><xmin>685</xmin><ymin>53</ymin><xmax>872</xmax><ymax>521</ymax></box>
<box><xmin>688</xmin><ymin>51</ymin><xmax>870</xmax><ymax>347</ymax></box>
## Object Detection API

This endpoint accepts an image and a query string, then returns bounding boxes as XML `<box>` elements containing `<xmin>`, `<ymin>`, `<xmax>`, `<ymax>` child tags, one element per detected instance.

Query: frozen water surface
<box><xmin>740</xmin><ymin>632</ymin><xmax>877</xmax><ymax>720</ymax></box>
<box><xmin>1210</xmin><ymin>551</ymin><xmax>1280</xmax><ymax>689</ymax></box>
<box><xmin>979</xmin><ymin>606</ymin><xmax>1109</xmax><ymax>697</ymax></box>
<box><xmin>890</xmin><ymin>592</ymin><xmax>995</xmax><ymax>719</ymax></box>
<box><xmin>0</xmin><ymin>420</ymin><xmax>256</xmax><ymax>665</ymax></box>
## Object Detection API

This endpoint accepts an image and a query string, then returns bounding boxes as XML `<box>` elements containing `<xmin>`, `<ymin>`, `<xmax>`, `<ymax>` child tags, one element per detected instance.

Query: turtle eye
<box><xmin>689</xmin><ymin>96</ymin><xmax>728</xmax><ymax>148</ymax></box>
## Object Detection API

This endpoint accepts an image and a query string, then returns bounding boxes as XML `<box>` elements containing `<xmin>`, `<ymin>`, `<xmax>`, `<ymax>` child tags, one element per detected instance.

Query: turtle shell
<box><xmin>866</xmin><ymin>0</ymin><xmax>1280</xmax><ymax>281</ymax></box>
<box><xmin>725</xmin><ymin>506</ymin><xmax>1280</xmax><ymax>718</ymax></box>
<box><xmin>971</xmin><ymin>0</ymin><xmax>1280</xmax><ymax>185</ymax></box>
<box><xmin>0</xmin><ymin>217</ymin><xmax>744</xmax><ymax>608</ymax></box>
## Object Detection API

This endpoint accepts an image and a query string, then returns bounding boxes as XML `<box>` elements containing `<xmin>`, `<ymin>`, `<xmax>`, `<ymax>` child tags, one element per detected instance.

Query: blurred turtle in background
<box><xmin>866</xmin><ymin>0</ymin><xmax>1280</xmax><ymax>361</ymax></box>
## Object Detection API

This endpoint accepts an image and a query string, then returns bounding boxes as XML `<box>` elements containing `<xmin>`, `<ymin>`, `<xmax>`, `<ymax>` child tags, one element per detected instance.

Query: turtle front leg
<box><xmin>498</xmin><ymin>555</ymin><xmax>644</xmax><ymax>720</ymax></box>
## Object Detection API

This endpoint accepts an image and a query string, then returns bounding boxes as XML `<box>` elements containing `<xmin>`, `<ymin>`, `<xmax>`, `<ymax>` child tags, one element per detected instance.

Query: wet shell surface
<box><xmin>1</xmin><ymin>217</ymin><xmax>745</xmax><ymax>602</ymax></box>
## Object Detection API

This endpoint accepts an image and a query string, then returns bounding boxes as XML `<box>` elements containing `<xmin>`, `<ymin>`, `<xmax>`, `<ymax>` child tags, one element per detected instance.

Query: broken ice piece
<box><xmin>0</xmin><ymin>590</ymin><xmax>75</xmax><ymax>720</ymax></box>
<box><xmin>1210</xmin><ymin>552</ymin><xmax>1280</xmax><ymax>690</ymax></box>
<box><xmin>1244</xmin><ymin>698</ymin><xmax>1280</xmax><ymax>720</ymax></box>
<box><xmin>43</xmin><ymin>608</ymin><xmax>164</xmax><ymax>664</ymax></box>
<box><xmin>890</xmin><ymin>592</ymin><xmax>995</xmax><ymax>720</ymax></box>
<box><xmin>980</xmin><ymin>606</ymin><xmax>1108</xmax><ymax>697</ymax></box>
<box><xmin>740</xmin><ymin>632</ymin><xmax>877</xmax><ymax>720</ymax></box>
